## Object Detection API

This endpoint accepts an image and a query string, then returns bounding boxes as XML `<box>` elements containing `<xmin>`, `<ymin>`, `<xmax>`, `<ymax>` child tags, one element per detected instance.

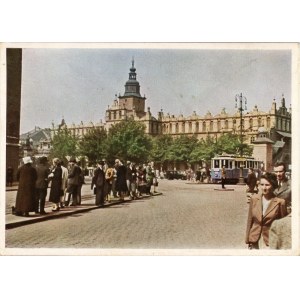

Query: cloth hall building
<box><xmin>53</xmin><ymin>60</ymin><xmax>292</xmax><ymax>166</ymax></box>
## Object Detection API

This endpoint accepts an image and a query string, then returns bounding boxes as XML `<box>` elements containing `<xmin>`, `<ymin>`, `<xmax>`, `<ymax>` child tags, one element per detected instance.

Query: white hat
<box><xmin>23</xmin><ymin>156</ymin><xmax>33</xmax><ymax>164</ymax></box>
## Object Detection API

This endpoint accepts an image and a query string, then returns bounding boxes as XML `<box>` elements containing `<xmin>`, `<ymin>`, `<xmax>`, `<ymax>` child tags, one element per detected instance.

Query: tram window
<box><xmin>229</xmin><ymin>161</ymin><xmax>232</xmax><ymax>168</ymax></box>
<box><xmin>222</xmin><ymin>160</ymin><xmax>229</xmax><ymax>168</ymax></box>
<box><xmin>214</xmin><ymin>160</ymin><xmax>219</xmax><ymax>168</ymax></box>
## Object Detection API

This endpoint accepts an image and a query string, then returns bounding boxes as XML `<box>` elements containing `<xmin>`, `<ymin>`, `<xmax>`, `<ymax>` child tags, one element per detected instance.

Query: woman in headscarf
<box><xmin>245</xmin><ymin>172</ymin><xmax>287</xmax><ymax>249</ymax></box>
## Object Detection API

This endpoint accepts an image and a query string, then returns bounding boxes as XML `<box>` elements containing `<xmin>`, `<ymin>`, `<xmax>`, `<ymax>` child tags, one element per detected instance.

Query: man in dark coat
<box><xmin>273</xmin><ymin>162</ymin><xmax>291</xmax><ymax>212</ymax></box>
<box><xmin>91</xmin><ymin>161</ymin><xmax>106</xmax><ymax>206</ymax></box>
<box><xmin>115</xmin><ymin>159</ymin><xmax>127</xmax><ymax>201</ymax></box>
<box><xmin>14</xmin><ymin>156</ymin><xmax>37</xmax><ymax>217</ymax></box>
<box><xmin>35</xmin><ymin>156</ymin><xmax>50</xmax><ymax>214</ymax></box>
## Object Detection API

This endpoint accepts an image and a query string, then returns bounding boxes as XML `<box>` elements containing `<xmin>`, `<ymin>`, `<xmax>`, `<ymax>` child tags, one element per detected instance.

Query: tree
<box><xmin>78</xmin><ymin>127</ymin><xmax>108</xmax><ymax>166</ymax></box>
<box><xmin>190</xmin><ymin>133</ymin><xmax>253</xmax><ymax>165</ymax></box>
<box><xmin>106</xmin><ymin>119</ymin><xmax>152</xmax><ymax>163</ymax></box>
<box><xmin>216</xmin><ymin>133</ymin><xmax>253</xmax><ymax>157</ymax></box>
<box><xmin>149</xmin><ymin>134</ymin><xmax>173</xmax><ymax>164</ymax></box>
<box><xmin>190</xmin><ymin>135</ymin><xmax>216</xmax><ymax>163</ymax></box>
<box><xmin>168</xmin><ymin>135</ymin><xmax>199</xmax><ymax>165</ymax></box>
<box><xmin>49</xmin><ymin>128</ymin><xmax>79</xmax><ymax>163</ymax></box>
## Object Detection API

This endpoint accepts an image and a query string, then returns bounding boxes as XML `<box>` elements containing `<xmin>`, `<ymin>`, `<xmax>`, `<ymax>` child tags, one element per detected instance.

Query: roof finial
<box><xmin>132</xmin><ymin>56</ymin><xmax>134</xmax><ymax>68</ymax></box>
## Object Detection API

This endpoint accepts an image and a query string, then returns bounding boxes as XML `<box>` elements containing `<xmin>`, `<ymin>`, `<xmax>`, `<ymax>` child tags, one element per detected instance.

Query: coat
<box><xmin>15</xmin><ymin>164</ymin><xmax>37</xmax><ymax>213</ymax></box>
<box><xmin>67</xmin><ymin>164</ymin><xmax>81</xmax><ymax>186</ymax></box>
<box><xmin>61</xmin><ymin>165</ymin><xmax>69</xmax><ymax>190</ymax></box>
<box><xmin>49</xmin><ymin>166</ymin><xmax>62</xmax><ymax>203</ymax></box>
<box><xmin>274</xmin><ymin>179</ymin><xmax>291</xmax><ymax>209</ymax></box>
<box><xmin>245</xmin><ymin>194</ymin><xmax>287</xmax><ymax>246</ymax></box>
<box><xmin>35</xmin><ymin>164</ymin><xmax>50</xmax><ymax>189</ymax></box>
<box><xmin>91</xmin><ymin>167</ymin><xmax>106</xmax><ymax>205</ymax></box>
<box><xmin>116</xmin><ymin>165</ymin><xmax>128</xmax><ymax>192</ymax></box>
<box><xmin>269</xmin><ymin>213</ymin><xmax>291</xmax><ymax>249</ymax></box>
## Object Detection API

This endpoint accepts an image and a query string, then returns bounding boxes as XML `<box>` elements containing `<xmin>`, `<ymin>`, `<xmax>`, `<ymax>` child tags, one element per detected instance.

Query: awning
<box><xmin>276</xmin><ymin>131</ymin><xmax>291</xmax><ymax>138</ymax></box>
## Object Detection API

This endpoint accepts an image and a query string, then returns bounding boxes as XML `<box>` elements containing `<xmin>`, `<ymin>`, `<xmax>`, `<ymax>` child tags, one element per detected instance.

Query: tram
<box><xmin>210</xmin><ymin>154</ymin><xmax>263</xmax><ymax>184</ymax></box>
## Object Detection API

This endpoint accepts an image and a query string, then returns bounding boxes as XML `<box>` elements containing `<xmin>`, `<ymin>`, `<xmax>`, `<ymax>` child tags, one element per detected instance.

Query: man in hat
<box><xmin>91</xmin><ymin>160</ymin><xmax>106</xmax><ymax>206</ymax></box>
<box><xmin>14</xmin><ymin>156</ymin><xmax>37</xmax><ymax>217</ymax></box>
<box><xmin>35</xmin><ymin>156</ymin><xmax>50</xmax><ymax>214</ymax></box>
<box><xmin>65</xmin><ymin>157</ymin><xmax>82</xmax><ymax>206</ymax></box>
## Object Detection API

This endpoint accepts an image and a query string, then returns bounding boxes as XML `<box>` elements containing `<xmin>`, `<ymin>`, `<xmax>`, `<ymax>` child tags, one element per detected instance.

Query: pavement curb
<box><xmin>5</xmin><ymin>192</ymin><xmax>163</xmax><ymax>230</ymax></box>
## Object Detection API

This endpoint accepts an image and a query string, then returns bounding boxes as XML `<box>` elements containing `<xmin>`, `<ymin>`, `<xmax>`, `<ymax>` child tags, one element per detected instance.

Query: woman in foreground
<box><xmin>245</xmin><ymin>172</ymin><xmax>287</xmax><ymax>249</ymax></box>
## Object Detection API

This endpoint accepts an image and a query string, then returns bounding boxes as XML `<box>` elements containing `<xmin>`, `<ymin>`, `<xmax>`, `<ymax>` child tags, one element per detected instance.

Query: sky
<box><xmin>20</xmin><ymin>46</ymin><xmax>292</xmax><ymax>134</ymax></box>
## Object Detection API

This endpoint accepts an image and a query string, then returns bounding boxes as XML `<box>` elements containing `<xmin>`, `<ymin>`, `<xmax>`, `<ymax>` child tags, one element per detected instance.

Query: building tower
<box><xmin>105</xmin><ymin>59</ymin><xmax>147</xmax><ymax>129</ymax></box>
<box><xmin>118</xmin><ymin>58</ymin><xmax>146</xmax><ymax>116</ymax></box>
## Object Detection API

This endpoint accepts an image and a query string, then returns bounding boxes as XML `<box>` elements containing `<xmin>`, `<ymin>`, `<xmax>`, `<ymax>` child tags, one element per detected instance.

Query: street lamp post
<box><xmin>235</xmin><ymin>93</ymin><xmax>247</xmax><ymax>185</ymax></box>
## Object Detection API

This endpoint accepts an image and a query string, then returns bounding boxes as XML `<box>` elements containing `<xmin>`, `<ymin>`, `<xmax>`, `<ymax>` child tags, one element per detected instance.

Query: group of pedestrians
<box><xmin>91</xmin><ymin>159</ymin><xmax>158</xmax><ymax>207</ymax></box>
<box><xmin>245</xmin><ymin>162</ymin><xmax>292</xmax><ymax>250</ymax></box>
<box><xmin>13</xmin><ymin>156</ymin><xmax>159</xmax><ymax>216</ymax></box>
<box><xmin>13</xmin><ymin>156</ymin><xmax>84</xmax><ymax>217</ymax></box>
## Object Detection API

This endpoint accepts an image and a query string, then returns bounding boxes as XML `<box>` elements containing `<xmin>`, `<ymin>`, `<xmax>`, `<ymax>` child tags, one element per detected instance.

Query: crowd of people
<box><xmin>91</xmin><ymin>159</ymin><xmax>158</xmax><ymax>206</ymax></box>
<box><xmin>12</xmin><ymin>156</ymin><xmax>159</xmax><ymax>217</ymax></box>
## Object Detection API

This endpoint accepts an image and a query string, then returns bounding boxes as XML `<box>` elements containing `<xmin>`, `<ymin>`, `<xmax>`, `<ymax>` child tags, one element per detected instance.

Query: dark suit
<box><xmin>245</xmin><ymin>194</ymin><xmax>287</xmax><ymax>248</ymax></box>
<box><xmin>92</xmin><ymin>167</ymin><xmax>106</xmax><ymax>206</ymax></box>
<box><xmin>35</xmin><ymin>164</ymin><xmax>50</xmax><ymax>213</ymax></box>
<box><xmin>274</xmin><ymin>179</ymin><xmax>291</xmax><ymax>210</ymax></box>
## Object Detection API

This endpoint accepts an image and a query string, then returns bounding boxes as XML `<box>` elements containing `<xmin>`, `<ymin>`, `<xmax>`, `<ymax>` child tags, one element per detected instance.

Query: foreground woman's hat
<box><xmin>23</xmin><ymin>156</ymin><xmax>33</xmax><ymax>164</ymax></box>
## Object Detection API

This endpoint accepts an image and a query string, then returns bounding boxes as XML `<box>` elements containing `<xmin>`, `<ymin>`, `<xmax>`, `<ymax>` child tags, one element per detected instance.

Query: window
<box><xmin>189</xmin><ymin>122</ymin><xmax>193</xmax><ymax>133</ymax></box>
<box><xmin>202</xmin><ymin>122</ymin><xmax>206</xmax><ymax>132</ymax></box>
<box><xmin>195</xmin><ymin>122</ymin><xmax>199</xmax><ymax>132</ymax></box>
<box><xmin>258</xmin><ymin>117</ymin><xmax>262</xmax><ymax>127</ymax></box>
<box><xmin>225</xmin><ymin>120</ymin><xmax>228</xmax><ymax>129</ymax></box>
<box><xmin>249</xmin><ymin>118</ymin><xmax>253</xmax><ymax>128</ymax></box>
<box><xmin>210</xmin><ymin>121</ymin><xmax>213</xmax><ymax>131</ymax></box>
<box><xmin>182</xmin><ymin>122</ymin><xmax>185</xmax><ymax>133</ymax></box>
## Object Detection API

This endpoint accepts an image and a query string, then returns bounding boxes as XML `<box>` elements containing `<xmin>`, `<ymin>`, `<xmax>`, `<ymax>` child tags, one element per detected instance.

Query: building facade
<box><xmin>51</xmin><ymin>61</ymin><xmax>292</xmax><ymax>166</ymax></box>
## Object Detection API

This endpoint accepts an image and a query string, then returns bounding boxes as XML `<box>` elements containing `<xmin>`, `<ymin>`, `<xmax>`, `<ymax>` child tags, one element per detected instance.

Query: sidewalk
<box><xmin>6</xmin><ymin>192</ymin><xmax>162</xmax><ymax>230</ymax></box>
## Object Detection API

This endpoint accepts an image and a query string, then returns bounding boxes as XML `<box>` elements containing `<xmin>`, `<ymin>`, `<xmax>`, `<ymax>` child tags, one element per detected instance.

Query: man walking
<box><xmin>221</xmin><ymin>165</ymin><xmax>226</xmax><ymax>189</ymax></box>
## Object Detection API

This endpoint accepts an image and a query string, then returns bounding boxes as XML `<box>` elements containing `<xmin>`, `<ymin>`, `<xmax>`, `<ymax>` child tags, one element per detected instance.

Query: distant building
<box><xmin>51</xmin><ymin>60</ymin><xmax>292</xmax><ymax>167</ymax></box>
<box><xmin>20</xmin><ymin>127</ymin><xmax>52</xmax><ymax>159</ymax></box>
